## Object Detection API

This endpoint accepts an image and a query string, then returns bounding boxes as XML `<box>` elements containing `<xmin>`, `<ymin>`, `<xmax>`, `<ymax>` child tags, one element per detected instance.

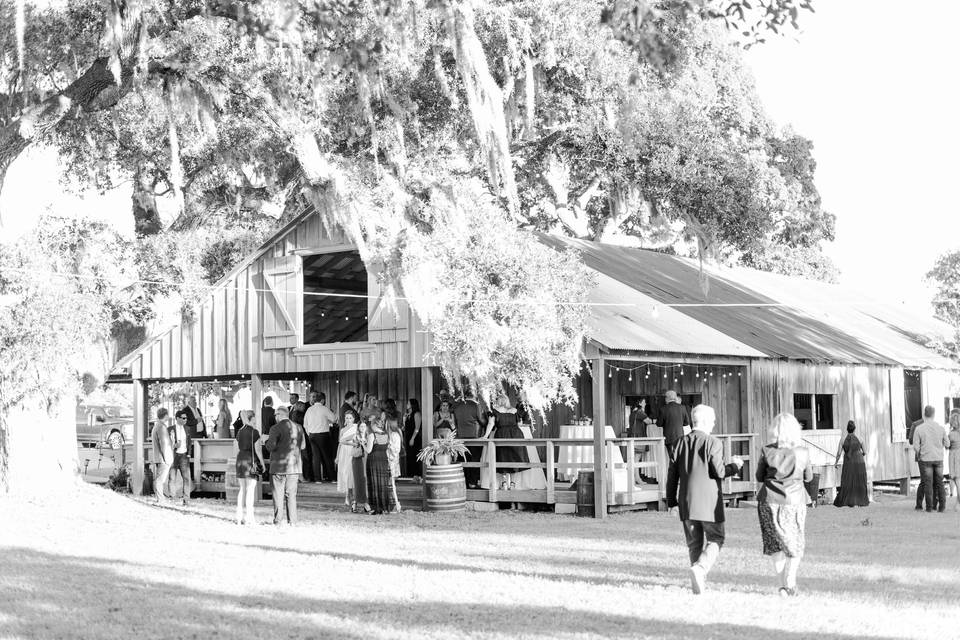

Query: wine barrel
<box><xmin>576</xmin><ymin>470</ymin><xmax>594</xmax><ymax>517</ymax></box>
<box><xmin>424</xmin><ymin>462</ymin><xmax>467</xmax><ymax>512</ymax></box>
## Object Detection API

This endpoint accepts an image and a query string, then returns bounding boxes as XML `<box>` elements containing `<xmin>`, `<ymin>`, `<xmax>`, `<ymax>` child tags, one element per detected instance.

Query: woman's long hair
<box><xmin>766</xmin><ymin>413</ymin><xmax>803</xmax><ymax>448</ymax></box>
<box><xmin>949</xmin><ymin>410</ymin><xmax>960</xmax><ymax>431</ymax></box>
<box><xmin>407</xmin><ymin>398</ymin><xmax>421</xmax><ymax>415</ymax></box>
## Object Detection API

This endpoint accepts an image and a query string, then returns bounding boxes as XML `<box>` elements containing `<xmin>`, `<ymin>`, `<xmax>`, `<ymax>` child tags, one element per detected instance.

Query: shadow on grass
<box><xmin>0</xmin><ymin>547</ymin><xmax>918</xmax><ymax>640</ymax></box>
<box><xmin>220</xmin><ymin>537</ymin><xmax>958</xmax><ymax>605</ymax></box>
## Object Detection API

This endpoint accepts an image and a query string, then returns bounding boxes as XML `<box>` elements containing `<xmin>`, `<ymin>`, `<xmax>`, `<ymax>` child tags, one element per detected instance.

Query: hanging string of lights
<box><xmin>606</xmin><ymin>361</ymin><xmax>742</xmax><ymax>383</ymax></box>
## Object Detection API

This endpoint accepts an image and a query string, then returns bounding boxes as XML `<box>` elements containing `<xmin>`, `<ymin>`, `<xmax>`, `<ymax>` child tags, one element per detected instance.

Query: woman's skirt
<box><xmin>366</xmin><ymin>448</ymin><xmax>396</xmax><ymax>513</ymax></box>
<box><xmin>494</xmin><ymin>425</ymin><xmax>529</xmax><ymax>474</ymax></box>
<box><xmin>757</xmin><ymin>502</ymin><xmax>807</xmax><ymax>557</ymax></box>
<box><xmin>236</xmin><ymin>451</ymin><xmax>258</xmax><ymax>479</ymax></box>
<box><xmin>834</xmin><ymin>456</ymin><xmax>870</xmax><ymax>507</ymax></box>
<box><xmin>352</xmin><ymin>455</ymin><xmax>367</xmax><ymax>504</ymax></box>
<box><xmin>336</xmin><ymin>445</ymin><xmax>355</xmax><ymax>494</ymax></box>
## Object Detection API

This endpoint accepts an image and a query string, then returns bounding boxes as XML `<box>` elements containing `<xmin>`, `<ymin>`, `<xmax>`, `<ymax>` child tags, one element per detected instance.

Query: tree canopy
<box><xmin>0</xmin><ymin>0</ymin><xmax>823</xmax><ymax>413</ymax></box>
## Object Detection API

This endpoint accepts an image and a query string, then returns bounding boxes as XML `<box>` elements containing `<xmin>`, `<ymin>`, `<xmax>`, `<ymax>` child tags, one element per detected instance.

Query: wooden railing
<box><xmin>457</xmin><ymin>434</ymin><xmax>757</xmax><ymax>505</ymax></box>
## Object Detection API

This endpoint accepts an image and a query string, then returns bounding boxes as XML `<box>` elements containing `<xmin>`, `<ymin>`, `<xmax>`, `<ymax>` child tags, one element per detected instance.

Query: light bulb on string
<box><xmin>680</xmin><ymin>367</ymin><xmax>684</xmax><ymax>376</ymax></box>
<box><xmin>608</xmin><ymin>368</ymin><xmax>612</xmax><ymax>379</ymax></box>
<box><xmin>628</xmin><ymin>372</ymin><xmax>633</xmax><ymax>382</ymax></box>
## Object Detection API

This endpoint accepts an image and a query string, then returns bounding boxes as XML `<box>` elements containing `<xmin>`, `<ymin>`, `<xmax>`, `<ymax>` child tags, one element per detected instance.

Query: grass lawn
<box><xmin>1</xmin><ymin>484</ymin><xmax>958</xmax><ymax>639</ymax></box>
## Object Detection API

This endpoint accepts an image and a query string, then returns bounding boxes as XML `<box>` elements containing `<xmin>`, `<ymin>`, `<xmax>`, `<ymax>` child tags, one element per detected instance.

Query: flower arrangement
<box><xmin>417</xmin><ymin>432</ymin><xmax>470</xmax><ymax>465</ymax></box>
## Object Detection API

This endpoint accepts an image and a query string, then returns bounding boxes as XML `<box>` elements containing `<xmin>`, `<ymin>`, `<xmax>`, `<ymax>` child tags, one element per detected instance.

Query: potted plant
<box><xmin>417</xmin><ymin>432</ymin><xmax>469</xmax><ymax>466</ymax></box>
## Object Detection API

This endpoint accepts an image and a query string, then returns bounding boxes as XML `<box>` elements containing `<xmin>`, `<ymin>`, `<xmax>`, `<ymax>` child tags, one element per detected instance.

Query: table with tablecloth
<box><xmin>479</xmin><ymin>425</ymin><xmax>548</xmax><ymax>490</ymax></box>
<box><xmin>556</xmin><ymin>425</ymin><xmax>630</xmax><ymax>492</ymax></box>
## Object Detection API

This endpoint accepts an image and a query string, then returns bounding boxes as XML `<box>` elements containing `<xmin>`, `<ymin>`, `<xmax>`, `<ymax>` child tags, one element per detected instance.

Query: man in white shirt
<box><xmin>167</xmin><ymin>410</ymin><xmax>192</xmax><ymax>505</ymax></box>
<box><xmin>303</xmin><ymin>392</ymin><xmax>338</xmax><ymax>482</ymax></box>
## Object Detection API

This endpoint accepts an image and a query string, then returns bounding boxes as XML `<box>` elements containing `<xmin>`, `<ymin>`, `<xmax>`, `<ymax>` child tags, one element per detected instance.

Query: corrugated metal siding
<box><xmin>747</xmin><ymin>360</ymin><xmax>914</xmax><ymax>482</ymax></box>
<box><xmin>126</xmin><ymin>211</ymin><xmax>431</xmax><ymax>380</ymax></box>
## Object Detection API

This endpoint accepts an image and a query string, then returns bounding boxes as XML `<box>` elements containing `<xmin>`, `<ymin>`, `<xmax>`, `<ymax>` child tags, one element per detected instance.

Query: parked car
<box><xmin>76</xmin><ymin>404</ymin><xmax>134</xmax><ymax>449</ymax></box>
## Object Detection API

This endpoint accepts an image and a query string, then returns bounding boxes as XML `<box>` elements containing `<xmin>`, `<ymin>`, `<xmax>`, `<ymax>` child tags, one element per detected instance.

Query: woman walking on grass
<box><xmin>833</xmin><ymin>420</ymin><xmax>870</xmax><ymax>508</ymax></box>
<box><xmin>385</xmin><ymin>416</ymin><xmax>403</xmax><ymax>512</ymax></box>
<box><xmin>947</xmin><ymin>410</ymin><xmax>960</xmax><ymax>510</ymax></box>
<box><xmin>234</xmin><ymin>410</ymin><xmax>264</xmax><ymax>525</ymax></box>
<box><xmin>756</xmin><ymin>413</ymin><xmax>813</xmax><ymax>597</ymax></box>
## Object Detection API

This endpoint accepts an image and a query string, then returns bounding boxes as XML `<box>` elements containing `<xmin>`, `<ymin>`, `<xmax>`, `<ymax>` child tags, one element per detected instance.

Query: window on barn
<box><xmin>793</xmin><ymin>393</ymin><xmax>836</xmax><ymax>430</ymax></box>
<box><xmin>302</xmin><ymin>251</ymin><xmax>368</xmax><ymax>344</ymax></box>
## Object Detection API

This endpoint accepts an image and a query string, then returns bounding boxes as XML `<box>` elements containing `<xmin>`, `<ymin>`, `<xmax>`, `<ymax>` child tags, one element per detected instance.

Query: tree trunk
<box><xmin>132</xmin><ymin>164</ymin><xmax>163</xmax><ymax>236</ymax></box>
<box><xmin>0</xmin><ymin>399</ymin><xmax>79</xmax><ymax>496</ymax></box>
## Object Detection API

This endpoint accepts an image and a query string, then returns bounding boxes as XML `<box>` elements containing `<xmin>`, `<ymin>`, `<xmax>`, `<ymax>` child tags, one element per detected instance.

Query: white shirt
<box><xmin>304</xmin><ymin>403</ymin><xmax>338</xmax><ymax>435</ymax></box>
<box><xmin>172</xmin><ymin>422</ymin><xmax>188</xmax><ymax>454</ymax></box>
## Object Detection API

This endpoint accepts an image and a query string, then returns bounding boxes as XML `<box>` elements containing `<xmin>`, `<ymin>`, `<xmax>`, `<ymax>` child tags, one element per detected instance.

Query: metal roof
<box><xmin>541</xmin><ymin>234</ymin><xmax>957</xmax><ymax>368</ymax></box>
<box><xmin>586</xmin><ymin>273</ymin><xmax>766</xmax><ymax>357</ymax></box>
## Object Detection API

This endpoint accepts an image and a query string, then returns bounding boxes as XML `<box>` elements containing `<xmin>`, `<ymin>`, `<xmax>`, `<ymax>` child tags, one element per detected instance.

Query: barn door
<box><xmin>367</xmin><ymin>262</ymin><xmax>410</xmax><ymax>343</ymax></box>
<box><xmin>261</xmin><ymin>255</ymin><xmax>301</xmax><ymax>349</ymax></box>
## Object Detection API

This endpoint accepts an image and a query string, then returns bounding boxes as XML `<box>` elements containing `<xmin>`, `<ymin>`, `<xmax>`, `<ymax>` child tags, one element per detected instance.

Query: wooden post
<box><xmin>626</xmin><ymin>438</ymin><xmax>636</xmax><ymax>504</ymax></box>
<box><xmin>488</xmin><ymin>441</ymin><xmax>498</xmax><ymax>503</ymax></box>
<box><xmin>132</xmin><ymin>379</ymin><xmax>148</xmax><ymax>496</ymax></box>
<box><xmin>546</xmin><ymin>440</ymin><xmax>556</xmax><ymax>504</ymax></box>
<box><xmin>421</xmin><ymin>367</ymin><xmax>434</xmax><ymax>509</ymax></box>
<box><xmin>591</xmin><ymin>357</ymin><xmax>607</xmax><ymax>519</ymax></box>
<box><xmin>421</xmin><ymin>367</ymin><xmax>434</xmax><ymax>443</ymax></box>
<box><xmin>251</xmin><ymin>374</ymin><xmax>264</xmax><ymax>431</ymax></box>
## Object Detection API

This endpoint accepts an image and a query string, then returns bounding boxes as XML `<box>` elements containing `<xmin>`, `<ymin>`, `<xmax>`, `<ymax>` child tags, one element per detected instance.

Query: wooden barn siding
<box><xmin>747</xmin><ymin>360</ymin><xmax>914</xmax><ymax>482</ymax></box>
<box><xmin>131</xmin><ymin>212</ymin><xmax>432</xmax><ymax>381</ymax></box>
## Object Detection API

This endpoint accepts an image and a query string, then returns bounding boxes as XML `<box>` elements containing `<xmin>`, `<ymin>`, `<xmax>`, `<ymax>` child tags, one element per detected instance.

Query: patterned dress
<box><xmin>755</xmin><ymin>444</ymin><xmax>813</xmax><ymax>558</ymax></box>
<box><xmin>366</xmin><ymin>433</ymin><xmax>396</xmax><ymax>514</ymax></box>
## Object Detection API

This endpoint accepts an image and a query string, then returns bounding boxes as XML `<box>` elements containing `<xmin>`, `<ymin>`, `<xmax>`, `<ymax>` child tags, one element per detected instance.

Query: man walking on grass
<box><xmin>666</xmin><ymin>404</ymin><xmax>743</xmax><ymax>594</ymax></box>
<box><xmin>151</xmin><ymin>408</ymin><xmax>174</xmax><ymax>505</ymax></box>
<box><xmin>913</xmin><ymin>405</ymin><xmax>949</xmax><ymax>513</ymax></box>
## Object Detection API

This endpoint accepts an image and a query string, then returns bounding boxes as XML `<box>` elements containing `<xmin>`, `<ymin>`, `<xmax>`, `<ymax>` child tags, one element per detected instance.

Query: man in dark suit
<box><xmin>265</xmin><ymin>406</ymin><xmax>306</xmax><ymax>526</ymax></box>
<box><xmin>261</xmin><ymin>396</ymin><xmax>277</xmax><ymax>433</ymax></box>
<box><xmin>453</xmin><ymin>388</ymin><xmax>485</xmax><ymax>488</ymax></box>
<box><xmin>666</xmin><ymin>404</ymin><xmax>743</xmax><ymax>594</ymax></box>
<box><xmin>660</xmin><ymin>390</ymin><xmax>691</xmax><ymax>460</ymax></box>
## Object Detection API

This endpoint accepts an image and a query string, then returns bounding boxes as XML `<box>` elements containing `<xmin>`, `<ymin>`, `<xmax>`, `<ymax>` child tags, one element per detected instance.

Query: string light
<box><xmin>628</xmin><ymin>371</ymin><xmax>633</xmax><ymax>382</ymax></box>
<box><xmin>608</xmin><ymin>369</ymin><xmax>612</xmax><ymax>378</ymax></box>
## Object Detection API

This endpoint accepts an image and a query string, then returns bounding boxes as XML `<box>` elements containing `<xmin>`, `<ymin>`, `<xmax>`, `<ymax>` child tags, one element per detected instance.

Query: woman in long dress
<box><xmin>481</xmin><ymin>390</ymin><xmax>529</xmax><ymax>492</ymax></box>
<box><xmin>833</xmin><ymin>420</ymin><xmax>870</xmax><ymax>508</ymax></box>
<box><xmin>403</xmin><ymin>399</ymin><xmax>422</xmax><ymax>478</ymax></box>
<box><xmin>385</xmin><ymin>416</ymin><xmax>403</xmax><ymax>513</ymax></box>
<box><xmin>756</xmin><ymin>413</ymin><xmax>813</xmax><ymax>597</ymax></box>
<box><xmin>364</xmin><ymin>418</ymin><xmax>396</xmax><ymax>514</ymax></box>
<box><xmin>215</xmin><ymin>398</ymin><xmax>232</xmax><ymax>438</ymax></box>
<box><xmin>234</xmin><ymin>410</ymin><xmax>264</xmax><ymax>525</ymax></box>
<box><xmin>947</xmin><ymin>410</ymin><xmax>960</xmax><ymax>510</ymax></box>
<box><xmin>337</xmin><ymin>409</ymin><xmax>362</xmax><ymax>510</ymax></box>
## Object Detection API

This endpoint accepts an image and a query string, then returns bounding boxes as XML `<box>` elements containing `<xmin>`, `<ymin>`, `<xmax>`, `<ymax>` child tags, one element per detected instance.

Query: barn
<box><xmin>113</xmin><ymin>209</ymin><xmax>960</xmax><ymax>517</ymax></box>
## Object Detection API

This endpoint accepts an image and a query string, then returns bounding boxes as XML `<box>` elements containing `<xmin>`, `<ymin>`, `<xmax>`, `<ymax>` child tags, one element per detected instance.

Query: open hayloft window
<box><xmin>794</xmin><ymin>393</ymin><xmax>836</xmax><ymax>430</ymax></box>
<box><xmin>302</xmin><ymin>251</ymin><xmax>368</xmax><ymax>344</ymax></box>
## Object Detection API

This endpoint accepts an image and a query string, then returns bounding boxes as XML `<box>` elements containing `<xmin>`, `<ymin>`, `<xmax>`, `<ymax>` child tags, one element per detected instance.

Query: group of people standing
<box><xmin>909</xmin><ymin>406</ymin><xmax>960</xmax><ymax>512</ymax></box>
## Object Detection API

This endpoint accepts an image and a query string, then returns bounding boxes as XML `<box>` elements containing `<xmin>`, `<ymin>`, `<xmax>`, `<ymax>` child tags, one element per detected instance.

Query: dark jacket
<box><xmin>452</xmin><ymin>400</ymin><xmax>484</xmax><ymax>438</ymax></box>
<box><xmin>755</xmin><ymin>444</ymin><xmax>813</xmax><ymax>505</ymax></box>
<box><xmin>666</xmin><ymin>429</ymin><xmax>740</xmax><ymax>522</ymax></box>
<box><xmin>265</xmin><ymin>418</ymin><xmax>305</xmax><ymax>474</ymax></box>
<box><xmin>660</xmin><ymin>402</ymin><xmax>691</xmax><ymax>446</ymax></box>
<box><xmin>261</xmin><ymin>406</ymin><xmax>276</xmax><ymax>432</ymax></box>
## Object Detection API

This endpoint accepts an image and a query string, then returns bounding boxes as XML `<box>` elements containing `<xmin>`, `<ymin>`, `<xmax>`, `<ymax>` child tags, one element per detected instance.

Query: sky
<box><xmin>2</xmin><ymin>1</ymin><xmax>957</xmax><ymax>311</ymax></box>
<box><xmin>744</xmin><ymin>0</ymin><xmax>960</xmax><ymax>309</ymax></box>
